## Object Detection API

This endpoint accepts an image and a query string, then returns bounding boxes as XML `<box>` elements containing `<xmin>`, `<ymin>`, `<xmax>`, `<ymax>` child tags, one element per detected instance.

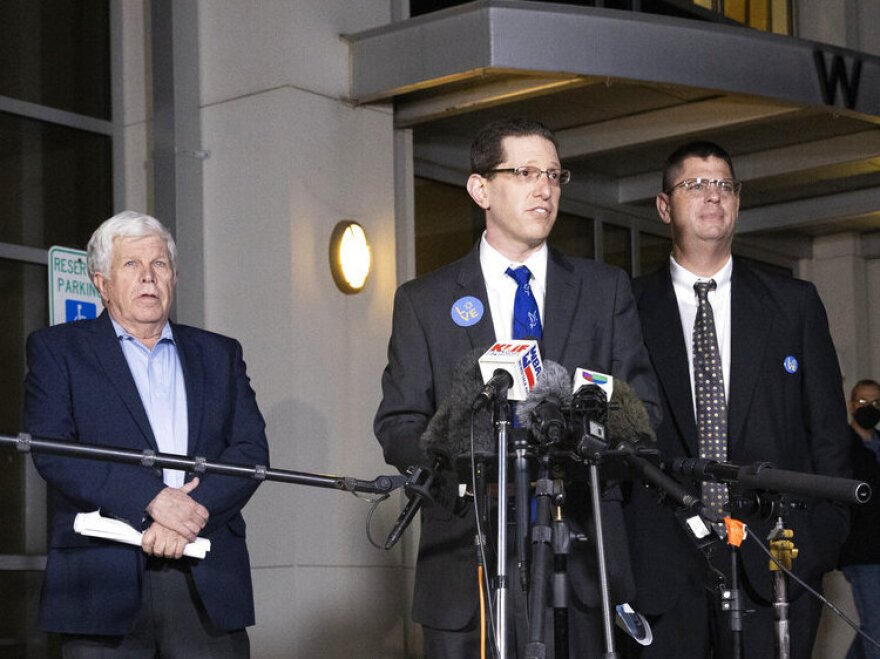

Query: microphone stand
<box><xmin>492</xmin><ymin>392</ymin><xmax>512</xmax><ymax>659</ymax></box>
<box><xmin>661</xmin><ymin>458</ymin><xmax>871</xmax><ymax>659</ymax></box>
<box><xmin>1</xmin><ymin>431</ymin><xmax>414</xmax><ymax>521</ymax></box>
<box><xmin>513</xmin><ymin>429</ymin><xmax>531</xmax><ymax>595</ymax></box>
<box><xmin>525</xmin><ymin>455</ymin><xmax>553</xmax><ymax>659</ymax></box>
<box><xmin>577</xmin><ymin>421</ymin><xmax>619</xmax><ymax>659</ymax></box>
<box><xmin>767</xmin><ymin>518</ymin><xmax>794</xmax><ymax>659</ymax></box>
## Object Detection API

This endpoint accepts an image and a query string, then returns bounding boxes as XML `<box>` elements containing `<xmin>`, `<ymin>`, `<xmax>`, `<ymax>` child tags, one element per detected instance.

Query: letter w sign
<box><xmin>814</xmin><ymin>50</ymin><xmax>862</xmax><ymax>109</ymax></box>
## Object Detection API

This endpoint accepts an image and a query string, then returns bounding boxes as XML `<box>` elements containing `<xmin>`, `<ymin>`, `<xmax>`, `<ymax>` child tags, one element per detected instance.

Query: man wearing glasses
<box><xmin>839</xmin><ymin>379</ymin><xmax>880</xmax><ymax>659</ymax></box>
<box><xmin>623</xmin><ymin>141</ymin><xmax>850</xmax><ymax>658</ymax></box>
<box><xmin>375</xmin><ymin>118</ymin><xmax>660</xmax><ymax>657</ymax></box>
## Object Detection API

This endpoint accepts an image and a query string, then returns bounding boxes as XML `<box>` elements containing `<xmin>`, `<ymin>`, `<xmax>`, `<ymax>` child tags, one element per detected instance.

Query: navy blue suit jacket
<box><xmin>24</xmin><ymin>310</ymin><xmax>269</xmax><ymax>634</ymax></box>
<box><xmin>374</xmin><ymin>243</ymin><xmax>661</xmax><ymax>630</ymax></box>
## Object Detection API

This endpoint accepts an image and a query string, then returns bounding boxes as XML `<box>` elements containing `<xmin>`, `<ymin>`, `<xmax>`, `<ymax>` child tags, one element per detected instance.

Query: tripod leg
<box><xmin>552</xmin><ymin>505</ymin><xmax>570</xmax><ymax>659</ymax></box>
<box><xmin>525</xmin><ymin>462</ymin><xmax>553</xmax><ymax>659</ymax></box>
<box><xmin>588</xmin><ymin>463</ymin><xmax>618</xmax><ymax>657</ymax></box>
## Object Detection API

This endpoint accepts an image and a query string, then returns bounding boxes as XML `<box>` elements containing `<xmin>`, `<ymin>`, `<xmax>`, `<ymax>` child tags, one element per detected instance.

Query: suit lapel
<box><xmin>172</xmin><ymin>323</ymin><xmax>204</xmax><ymax>456</ymax></box>
<box><xmin>640</xmin><ymin>267</ymin><xmax>700</xmax><ymax>456</ymax></box>
<box><xmin>727</xmin><ymin>259</ymin><xmax>772</xmax><ymax>451</ymax></box>
<box><xmin>90</xmin><ymin>311</ymin><xmax>158</xmax><ymax>451</ymax></box>
<box><xmin>456</xmin><ymin>244</ymin><xmax>497</xmax><ymax>349</ymax></box>
<box><xmin>542</xmin><ymin>248</ymin><xmax>578</xmax><ymax>363</ymax></box>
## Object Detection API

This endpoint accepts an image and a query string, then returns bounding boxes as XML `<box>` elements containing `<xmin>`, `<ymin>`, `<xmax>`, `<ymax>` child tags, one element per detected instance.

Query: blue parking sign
<box><xmin>66</xmin><ymin>299</ymin><xmax>97</xmax><ymax>322</ymax></box>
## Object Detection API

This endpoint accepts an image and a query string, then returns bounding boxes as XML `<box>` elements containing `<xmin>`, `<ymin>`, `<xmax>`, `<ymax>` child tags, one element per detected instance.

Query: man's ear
<box><xmin>656</xmin><ymin>193</ymin><xmax>672</xmax><ymax>226</ymax></box>
<box><xmin>93</xmin><ymin>273</ymin><xmax>109</xmax><ymax>303</ymax></box>
<box><xmin>467</xmin><ymin>173</ymin><xmax>490</xmax><ymax>210</ymax></box>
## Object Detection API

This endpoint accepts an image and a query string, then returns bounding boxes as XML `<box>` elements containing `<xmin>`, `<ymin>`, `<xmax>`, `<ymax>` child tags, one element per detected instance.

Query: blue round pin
<box><xmin>451</xmin><ymin>296</ymin><xmax>484</xmax><ymax>327</ymax></box>
<box><xmin>783</xmin><ymin>355</ymin><xmax>799</xmax><ymax>374</ymax></box>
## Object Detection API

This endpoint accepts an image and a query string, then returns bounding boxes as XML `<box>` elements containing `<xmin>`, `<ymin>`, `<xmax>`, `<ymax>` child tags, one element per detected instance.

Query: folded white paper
<box><xmin>74</xmin><ymin>510</ymin><xmax>211</xmax><ymax>559</ymax></box>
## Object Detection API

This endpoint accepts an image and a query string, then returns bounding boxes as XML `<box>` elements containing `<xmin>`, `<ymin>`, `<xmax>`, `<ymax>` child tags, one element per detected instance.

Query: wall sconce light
<box><xmin>329</xmin><ymin>220</ymin><xmax>371</xmax><ymax>294</ymax></box>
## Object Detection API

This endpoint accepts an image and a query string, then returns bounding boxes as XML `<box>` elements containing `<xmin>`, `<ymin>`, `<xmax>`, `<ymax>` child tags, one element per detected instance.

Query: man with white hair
<box><xmin>25</xmin><ymin>211</ymin><xmax>269</xmax><ymax>657</ymax></box>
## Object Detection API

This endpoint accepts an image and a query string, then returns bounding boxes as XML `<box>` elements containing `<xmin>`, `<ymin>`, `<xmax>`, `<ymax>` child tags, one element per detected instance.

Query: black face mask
<box><xmin>854</xmin><ymin>405</ymin><xmax>880</xmax><ymax>431</ymax></box>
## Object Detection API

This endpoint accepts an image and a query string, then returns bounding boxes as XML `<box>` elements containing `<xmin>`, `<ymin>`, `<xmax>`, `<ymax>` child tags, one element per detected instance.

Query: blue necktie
<box><xmin>506</xmin><ymin>266</ymin><xmax>542</xmax><ymax>340</ymax></box>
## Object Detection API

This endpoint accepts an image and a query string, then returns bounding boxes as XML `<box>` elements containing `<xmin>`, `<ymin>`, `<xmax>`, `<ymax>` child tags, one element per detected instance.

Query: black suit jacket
<box><xmin>374</xmin><ymin>243</ymin><xmax>660</xmax><ymax>629</ymax></box>
<box><xmin>626</xmin><ymin>258</ymin><xmax>850</xmax><ymax>613</ymax></box>
<box><xmin>24</xmin><ymin>311</ymin><xmax>269</xmax><ymax>634</ymax></box>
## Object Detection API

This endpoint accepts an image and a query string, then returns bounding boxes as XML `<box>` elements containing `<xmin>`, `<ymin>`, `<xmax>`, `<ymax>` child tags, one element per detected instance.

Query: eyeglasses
<box><xmin>485</xmin><ymin>166</ymin><xmax>571</xmax><ymax>186</ymax></box>
<box><xmin>855</xmin><ymin>398</ymin><xmax>880</xmax><ymax>409</ymax></box>
<box><xmin>666</xmin><ymin>178</ymin><xmax>742</xmax><ymax>197</ymax></box>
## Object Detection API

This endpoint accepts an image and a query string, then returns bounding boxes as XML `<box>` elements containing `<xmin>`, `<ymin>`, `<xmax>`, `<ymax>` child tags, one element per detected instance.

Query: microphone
<box><xmin>606</xmin><ymin>379</ymin><xmax>656</xmax><ymax>448</ymax></box>
<box><xmin>420</xmin><ymin>348</ymin><xmax>496</xmax><ymax>474</ymax></box>
<box><xmin>473</xmin><ymin>341</ymin><xmax>543</xmax><ymax>409</ymax></box>
<box><xmin>474</xmin><ymin>370</ymin><xmax>514</xmax><ymax>411</ymax></box>
<box><xmin>603</xmin><ymin>378</ymin><xmax>719</xmax><ymax>521</ymax></box>
<box><xmin>669</xmin><ymin>458</ymin><xmax>872</xmax><ymax>506</ymax></box>
<box><xmin>515</xmin><ymin>360</ymin><xmax>571</xmax><ymax>446</ymax></box>
<box><xmin>385</xmin><ymin>464</ymin><xmax>435</xmax><ymax>549</ymax></box>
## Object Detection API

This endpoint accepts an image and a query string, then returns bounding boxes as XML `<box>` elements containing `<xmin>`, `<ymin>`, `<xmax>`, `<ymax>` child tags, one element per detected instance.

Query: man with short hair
<box><xmin>624</xmin><ymin>141</ymin><xmax>850</xmax><ymax>658</ymax></box>
<box><xmin>839</xmin><ymin>379</ymin><xmax>880</xmax><ymax>659</ymax></box>
<box><xmin>25</xmin><ymin>211</ymin><xmax>269</xmax><ymax>657</ymax></box>
<box><xmin>375</xmin><ymin>118</ymin><xmax>660</xmax><ymax>657</ymax></box>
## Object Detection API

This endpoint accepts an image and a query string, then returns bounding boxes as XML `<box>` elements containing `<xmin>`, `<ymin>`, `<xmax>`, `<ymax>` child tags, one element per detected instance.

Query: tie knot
<box><xmin>506</xmin><ymin>266</ymin><xmax>532</xmax><ymax>287</ymax></box>
<box><xmin>694</xmin><ymin>279</ymin><xmax>717</xmax><ymax>301</ymax></box>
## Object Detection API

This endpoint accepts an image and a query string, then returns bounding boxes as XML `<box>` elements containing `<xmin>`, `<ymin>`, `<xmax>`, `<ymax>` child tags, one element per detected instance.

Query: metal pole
<box><xmin>495</xmin><ymin>401</ymin><xmax>511</xmax><ymax>659</ymax></box>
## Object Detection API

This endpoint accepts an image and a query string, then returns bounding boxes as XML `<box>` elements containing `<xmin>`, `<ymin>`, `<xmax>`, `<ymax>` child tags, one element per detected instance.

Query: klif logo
<box><xmin>489</xmin><ymin>342</ymin><xmax>532</xmax><ymax>354</ymax></box>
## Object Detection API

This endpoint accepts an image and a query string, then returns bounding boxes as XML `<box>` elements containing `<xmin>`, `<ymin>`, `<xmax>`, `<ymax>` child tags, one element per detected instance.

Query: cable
<box><xmin>471</xmin><ymin>413</ymin><xmax>500</xmax><ymax>658</ymax></box>
<box><xmin>365</xmin><ymin>493</ymin><xmax>391</xmax><ymax>550</ymax></box>
<box><xmin>479</xmin><ymin>564</ymin><xmax>487</xmax><ymax>659</ymax></box>
<box><xmin>745</xmin><ymin>526</ymin><xmax>880</xmax><ymax>653</ymax></box>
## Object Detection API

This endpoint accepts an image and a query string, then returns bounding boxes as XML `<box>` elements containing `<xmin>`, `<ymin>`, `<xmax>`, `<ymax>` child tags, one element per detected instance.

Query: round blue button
<box><xmin>451</xmin><ymin>296</ymin><xmax>484</xmax><ymax>327</ymax></box>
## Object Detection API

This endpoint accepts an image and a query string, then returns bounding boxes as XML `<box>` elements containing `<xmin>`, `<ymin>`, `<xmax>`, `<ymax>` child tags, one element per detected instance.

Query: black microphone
<box><xmin>385</xmin><ymin>465</ymin><xmax>435</xmax><ymax>549</ymax></box>
<box><xmin>670</xmin><ymin>458</ymin><xmax>872</xmax><ymax>506</ymax></box>
<box><xmin>420</xmin><ymin>348</ymin><xmax>496</xmax><ymax>477</ymax></box>
<box><xmin>605</xmin><ymin>379</ymin><xmax>719</xmax><ymax>522</ymax></box>
<box><xmin>515</xmin><ymin>360</ymin><xmax>571</xmax><ymax>446</ymax></box>
<box><xmin>473</xmin><ymin>369</ymin><xmax>514</xmax><ymax>411</ymax></box>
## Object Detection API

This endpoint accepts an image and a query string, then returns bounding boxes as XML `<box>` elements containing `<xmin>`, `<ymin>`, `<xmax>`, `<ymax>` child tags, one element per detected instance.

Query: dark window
<box><xmin>0</xmin><ymin>111</ymin><xmax>112</xmax><ymax>251</ymax></box>
<box><xmin>603</xmin><ymin>223</ymin><xmax>632</xmax><ymax>275</ymax></box>
<box><xmin>549</xmin><ymin>213</ymin><xmax>595</xmax><ymax>260</ymax></box>
<box><xmin>639</xmin><ymin>232</ymin><xmax>672</xmax><ymax>277</ymax></box>
<box><xmin>0</xmin><ymin>0</ymin><xmax>111</xmax><ymax>119</ymax></box>
<box><xmin>415</xmin><ymin>177</ymin><xmax>483</xmax><ymax>276</ymax></box>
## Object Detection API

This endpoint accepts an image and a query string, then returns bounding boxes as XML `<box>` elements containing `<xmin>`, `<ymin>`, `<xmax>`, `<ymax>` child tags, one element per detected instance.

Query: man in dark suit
<box><xmin>374</xmin><ymin>118</ymin><xmax>660</xmax><ymax>657</ymax></box>
<box><xmin>623</xmin><ymin>141</ymin><xmax>850</xmax><ymax>658</ymax></box>
<box><xmin>25</xmin><ymin>211</ymin><xmax>269</xmax><ymax>657</ymax></box>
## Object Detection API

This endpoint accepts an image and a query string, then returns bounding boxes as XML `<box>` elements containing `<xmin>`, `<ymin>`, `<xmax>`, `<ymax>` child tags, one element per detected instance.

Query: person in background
<box><xmin>840</xmin><ymin>379</ymin><xmax>880</xmax><ymax>659</ymax></box>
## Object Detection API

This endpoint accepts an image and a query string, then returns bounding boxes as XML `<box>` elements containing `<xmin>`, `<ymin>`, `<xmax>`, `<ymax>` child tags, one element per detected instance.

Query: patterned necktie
<box><xmin>693</xmin><ymin>280</ymin><xmax>728</xmax><ymax>516</ymax></box>
<box><xmin>506</xmin><ymin>266</ymin><xmax>542</xmax><ymax>340</ymax></box>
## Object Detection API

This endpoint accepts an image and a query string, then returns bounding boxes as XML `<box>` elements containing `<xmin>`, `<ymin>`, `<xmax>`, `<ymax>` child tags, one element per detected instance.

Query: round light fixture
<box><xmin>329</xmin><ymin>221</ymin><xmax>371</xmax><ymax>294</ymax></box>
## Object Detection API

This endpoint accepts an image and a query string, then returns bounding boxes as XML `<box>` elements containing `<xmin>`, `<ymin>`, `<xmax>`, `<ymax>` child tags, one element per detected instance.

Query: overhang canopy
<box><xmin>347</xmin><ymin>1</ymin><xmax>880</xmax><ymax>250</ymax></box>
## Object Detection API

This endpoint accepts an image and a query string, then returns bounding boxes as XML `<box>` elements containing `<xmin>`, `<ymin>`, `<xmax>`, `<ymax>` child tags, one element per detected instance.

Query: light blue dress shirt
<box><xmin>111</xmin><ymin>318</ymin><xmax>189</xmax><ymax>487</ymax></box>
